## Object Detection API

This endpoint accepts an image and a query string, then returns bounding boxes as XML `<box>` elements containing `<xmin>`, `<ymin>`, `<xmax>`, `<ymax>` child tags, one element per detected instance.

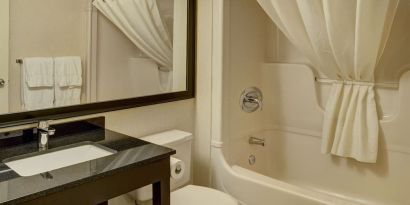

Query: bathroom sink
<box><xmin>4</xmin><ymin>143</ymin><xmax>116</xmax><ymax>176</ymax></box>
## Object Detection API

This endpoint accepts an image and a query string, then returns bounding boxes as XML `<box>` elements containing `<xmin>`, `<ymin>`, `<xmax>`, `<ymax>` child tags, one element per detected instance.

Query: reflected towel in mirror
<box><xmin>21</xmin><ymin>57</ymin><xmax>54</xmax><ymax>111</ymax></box>
<box><xmin>54</xmin><ymin>57</ymin><xmax>82</xmax><ymax>107</ymax></box>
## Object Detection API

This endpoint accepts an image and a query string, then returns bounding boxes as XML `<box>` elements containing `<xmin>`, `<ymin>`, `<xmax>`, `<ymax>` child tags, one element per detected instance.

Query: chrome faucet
<box><xmin>37</xmin><ymin>121</ymin><xmax>55</xmax><ymax>151</ymax></box>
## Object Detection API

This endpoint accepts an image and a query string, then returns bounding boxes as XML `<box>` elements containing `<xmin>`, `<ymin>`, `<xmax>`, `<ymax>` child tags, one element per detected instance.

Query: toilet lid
<box><xmin>171</xmin><ymin>185</ymin><xmax>238</xmax><ymax>205</ymax></box>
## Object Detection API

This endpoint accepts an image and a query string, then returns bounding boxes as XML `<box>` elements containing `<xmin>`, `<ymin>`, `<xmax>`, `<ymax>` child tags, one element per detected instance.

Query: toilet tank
<box><xmin>132</xmin><ymin>130</ymin><xmax>193</xmax><ymax>202</ymax></box>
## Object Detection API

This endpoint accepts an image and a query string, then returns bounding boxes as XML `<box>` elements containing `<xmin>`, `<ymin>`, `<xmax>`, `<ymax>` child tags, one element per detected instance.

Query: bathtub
<box><xmin>211</xmin><ymin>129</ymin><xmax>410</xmax><ymax>205</ymax></box>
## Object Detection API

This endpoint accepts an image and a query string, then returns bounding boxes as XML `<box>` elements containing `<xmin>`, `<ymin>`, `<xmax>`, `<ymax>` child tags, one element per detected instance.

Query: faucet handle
<box><xmin>37</xmin><ymin>120</ymin><xmax>54</xmax><ymax>132</ymax></box>
<box><xmin>245</xmin><ymin>95</ymin><xmax>263</xmax><ymax>111</ymax></box>
<box><xmin>240</xmin><ymin>87</ymin><xmax>263</xmax><ymax>113</ymax></box>
<box><xmin>37</xmin><ymin>120</ymin><xmax>51</xmax><ymax>130</ymax></box>
<box><xmin>47</xmin><ymin>127</ymin><xmax>56</xmax><ymax>136</ymax></box>
<box><xmin>38</xmin><ymin>121</ymin><xmax>49</xmax><ymax>129</ymax></box>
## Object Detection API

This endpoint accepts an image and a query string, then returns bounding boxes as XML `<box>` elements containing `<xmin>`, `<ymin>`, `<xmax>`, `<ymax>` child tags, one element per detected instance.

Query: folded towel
<box><xmin>54</xmin><ymin>57</ymin><xmax>82</xmax><ymax>87</ymax></box>
<box><xmin>54</xmin><ymin>57</ymin><xmax>82</xmax><ymax>107</ymax></box>
<box><xmin>23</xmin><ymin>57</ymin><xmax>54</xmax><ymax>87</ymax></box>
<box><xmin>54</xmin><ymin>87</ymin><xmax>81</xmax><ymax>107</ymax></box>
<box><xmin>21</xmin><ymin>57</ymin><xmax>54</xmax><ymax>111</ymax></box>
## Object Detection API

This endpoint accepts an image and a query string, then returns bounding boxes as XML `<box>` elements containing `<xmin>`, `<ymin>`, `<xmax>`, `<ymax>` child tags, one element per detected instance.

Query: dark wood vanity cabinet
<box><xmin>22</xmin><ymin>158</ymin><xmax>171</xmax><ymax>205</ymax></box>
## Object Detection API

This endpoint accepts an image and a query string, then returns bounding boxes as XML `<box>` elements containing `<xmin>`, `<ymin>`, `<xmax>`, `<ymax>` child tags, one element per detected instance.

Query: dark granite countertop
<box><xmin>0</xmin><ymin>117</ymin><xmax>175</xmax><ymax>204</ymax></box>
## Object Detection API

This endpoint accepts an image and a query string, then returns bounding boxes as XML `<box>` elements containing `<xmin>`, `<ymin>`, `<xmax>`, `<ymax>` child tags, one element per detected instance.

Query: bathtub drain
<box><xmin>248</xmin><ymin>155</ymin><xmax>256</xmax><ymax>165</ymax></box>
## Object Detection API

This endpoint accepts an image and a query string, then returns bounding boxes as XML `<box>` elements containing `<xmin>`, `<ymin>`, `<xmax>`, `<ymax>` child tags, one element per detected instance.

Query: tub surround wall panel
<box><xmin>259</xmin><ymin>64</ymin><xmax>410</xmax><ymax>155</ymax></box>
<box><xmin>96</xmin><ymin>13</ymin><xmax>164</xmax><ymax>101</ymax></box>
<box><xmin>224</xmin><ymin>0</ymin><xmax>268</xmax><ymax>164</ymax></box>
<box><xmin>375</xmin><ymin>0</ymin><xmax>410</xmax><ymax>83</ymax></box>
<box><xmin>96</xmin><ymin>0</ymin><xmax>189</xmax><ymax>102</ymax></box>
<box><xmin>382</xmin><ymin>71</ymin><xmax>410</xmax><ymax>150</ymax></box>
<box><xmin>260</xmin><ymin>64</ymin><xmax>323</xmax><ymax>132</ymax></box>
<box><xmin>265</xmin><ymin>24</ymin><xmax>309</xmax><ymax>66</ymax></box>
<box><xmin>221</xmin><ymin>0</ymin><xmax>410</xmax><ymax>204</ymax></box>
<box><xmin>224</xmin><ymin>0</ymin><xmax>410</xmax><ymax>165</ymax></box>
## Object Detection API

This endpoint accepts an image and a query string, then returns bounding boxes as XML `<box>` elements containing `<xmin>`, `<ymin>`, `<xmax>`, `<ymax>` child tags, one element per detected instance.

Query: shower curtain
<box><xmin>257</xmin><ymin>0</ymin><xmax>399</xmax><ymax>163</ymax></box>
<box><xmin>93</xmin><ymin>0</ymin><xmax>174</xmax><ymax>90</ymax></box>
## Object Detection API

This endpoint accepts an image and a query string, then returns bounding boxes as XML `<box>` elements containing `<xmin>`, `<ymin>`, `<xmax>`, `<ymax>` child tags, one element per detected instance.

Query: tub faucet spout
<box><xmin>249</xmin><ymin>136</ymin><xmax>265</xmax><ymax>146</ymax></box>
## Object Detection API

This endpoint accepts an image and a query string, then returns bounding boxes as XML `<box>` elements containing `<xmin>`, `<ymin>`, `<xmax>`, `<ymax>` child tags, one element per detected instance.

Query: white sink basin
<box><xmin>5</xmin><ymin>144</ymin><xmax>116</xmax><ymax>176</ymax></box>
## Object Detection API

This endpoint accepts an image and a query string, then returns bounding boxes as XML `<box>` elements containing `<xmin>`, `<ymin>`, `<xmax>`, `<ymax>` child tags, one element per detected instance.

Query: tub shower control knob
<box><xmin>240</xmin><ymin>87</ymin><xmax>263</xmax><ymax>113</ymax></box>
<box><xmin>0</xmin><ymin>79</ymin><xmax>5</xmax><ymax>87</ymax></box>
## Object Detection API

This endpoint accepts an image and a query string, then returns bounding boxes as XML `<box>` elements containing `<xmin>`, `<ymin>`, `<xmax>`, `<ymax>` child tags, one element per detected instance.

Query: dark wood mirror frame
<box><xmin>0</xmin><ymin>0</ymin><xmax>196</xmax><ymax>128</ymax></box>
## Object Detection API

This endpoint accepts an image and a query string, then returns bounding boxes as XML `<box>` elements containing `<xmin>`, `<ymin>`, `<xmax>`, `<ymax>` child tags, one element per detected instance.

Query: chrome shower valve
<box><xmin>240</xmin><ymin>87</ymin><xmax>263</xmax><ymax>113</ymax></box>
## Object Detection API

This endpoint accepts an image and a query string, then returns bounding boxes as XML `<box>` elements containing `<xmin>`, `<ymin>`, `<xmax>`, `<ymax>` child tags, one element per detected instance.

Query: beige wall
<box><xmin>9</xmin><ymin>0</ymin><xmax>88</xmax><ymax>113</ymax></box>
<box><xmin>0</xmin><ymin>0</ymin><xmax>9</xmax><ymax>114</ymax></box>
<box><xmin>193</xmin><ymin>0</ymin><xmax>213</xmax><ymax>186</ymax></box>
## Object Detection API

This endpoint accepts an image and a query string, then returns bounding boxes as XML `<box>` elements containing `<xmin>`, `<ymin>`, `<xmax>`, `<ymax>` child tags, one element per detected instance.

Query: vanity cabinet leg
<box><xmin>153</xmin><ymin>178</ymin><xmax>170</xmax><ymax>205</ymax></box>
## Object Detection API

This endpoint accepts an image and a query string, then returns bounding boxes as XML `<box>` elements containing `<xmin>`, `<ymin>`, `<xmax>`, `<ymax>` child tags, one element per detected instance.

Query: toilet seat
<box><xmin>171</xmin><ymin>185</ymin><xmax>238</xmax><ymax>205</ymax></box>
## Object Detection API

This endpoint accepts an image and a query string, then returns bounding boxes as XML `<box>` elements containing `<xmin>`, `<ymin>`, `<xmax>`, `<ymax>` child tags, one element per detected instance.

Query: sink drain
<box><xmin>248</xmin><ymin>155</ymin><xmax>256</xmax><ymax>165</ymax></box>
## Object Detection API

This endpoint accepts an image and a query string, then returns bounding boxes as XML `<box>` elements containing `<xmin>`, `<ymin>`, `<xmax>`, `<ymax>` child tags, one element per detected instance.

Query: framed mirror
<box><xmin>0</xmin><ymin>0</ymin><xmax>195</xmax><ymax>128</ymax></box>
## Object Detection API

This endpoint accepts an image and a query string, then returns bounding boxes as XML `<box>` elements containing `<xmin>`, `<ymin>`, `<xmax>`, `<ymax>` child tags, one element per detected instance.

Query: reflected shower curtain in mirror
<box><xmin>257</xmin><ymin>0</ymin><xmax>399</xmax><ymax>162</ymax></box>
<box><xmin>93</xmin><ymin>0</ymin><xmax>173</xmax><ymax>90</ymax></box>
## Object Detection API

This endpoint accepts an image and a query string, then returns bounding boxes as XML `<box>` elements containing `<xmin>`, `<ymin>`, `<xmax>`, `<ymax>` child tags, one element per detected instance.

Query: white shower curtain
<box><xmin>93</xmin><ymin>0</ymin><xmax>173</xmax><ymax>71</ymax></box>
<box><xmin>257</xmin><ymin>0</ymin><xmax>399</xmax><ymax>163</ymax></box>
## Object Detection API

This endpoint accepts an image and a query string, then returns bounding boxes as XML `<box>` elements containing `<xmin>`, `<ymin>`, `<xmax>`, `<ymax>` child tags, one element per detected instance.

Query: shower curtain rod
<box><xmin>314</xmin><ymin>77</ymin><xmax>399</xmax><ymax>89</ymax></box>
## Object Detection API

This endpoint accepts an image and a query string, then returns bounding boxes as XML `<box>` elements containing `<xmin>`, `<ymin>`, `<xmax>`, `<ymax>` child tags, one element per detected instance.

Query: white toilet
<box><xmin>128</xmin><ymin>130</ymin><xmax>238</xmax><ymax>205</ymax></box>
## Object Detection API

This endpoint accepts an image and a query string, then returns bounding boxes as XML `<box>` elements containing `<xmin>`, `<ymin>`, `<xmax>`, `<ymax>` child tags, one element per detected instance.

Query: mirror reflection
<box><xmin>0</xmin><ymin>0</ymin><xmax>188</xmax><ymax>114</ymax></box>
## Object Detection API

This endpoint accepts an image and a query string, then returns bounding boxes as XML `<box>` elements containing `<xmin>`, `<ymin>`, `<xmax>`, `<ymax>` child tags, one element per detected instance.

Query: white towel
<box><xmin>54</xmin><ymin>57</ymin><xmax>82</xmax><ymax>107</ymax></box>
<box><xmin>21</xmin><ymin>57</ymin><xmax>55</xmax><ymax>111</ymax></box>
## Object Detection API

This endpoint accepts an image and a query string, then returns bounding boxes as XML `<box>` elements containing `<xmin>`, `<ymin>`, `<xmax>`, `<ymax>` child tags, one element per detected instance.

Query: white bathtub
<box><xmin>211</xmin><ymin>129</ymin><xmax>410</xmax><ymax>205</ymax></box>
